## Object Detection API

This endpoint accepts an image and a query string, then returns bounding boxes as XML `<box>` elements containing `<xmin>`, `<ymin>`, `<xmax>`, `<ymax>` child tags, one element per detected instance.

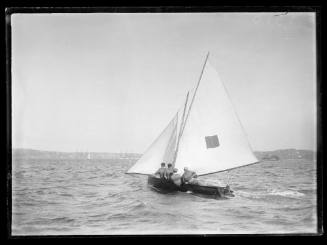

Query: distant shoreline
<box><xmin>11</xmin><ymin>148</ymin><xmax>142</xmax><ymax>160</ymax></box>
<box><xmin>11</xmin><ymin>148</ymin><xmax>315</xmax><ymax>161</ymax></box>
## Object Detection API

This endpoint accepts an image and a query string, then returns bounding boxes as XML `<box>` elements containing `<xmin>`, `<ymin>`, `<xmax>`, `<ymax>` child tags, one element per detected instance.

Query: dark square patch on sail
<box><xmin>205</xmin><ymin>135</ymin><xmax>219</xmax><ymax>148</ymax></box>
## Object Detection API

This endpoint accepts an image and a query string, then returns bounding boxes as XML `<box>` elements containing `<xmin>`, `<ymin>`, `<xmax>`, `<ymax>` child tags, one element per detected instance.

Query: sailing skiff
<box><xmin>126</xmin><ymin>53</ymin><xmax>258</xmax><ymax>199</ymax></box>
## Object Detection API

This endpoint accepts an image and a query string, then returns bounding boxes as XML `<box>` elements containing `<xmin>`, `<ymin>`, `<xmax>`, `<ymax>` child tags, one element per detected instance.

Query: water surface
<box><xmin>12</xmin><ymin>158</ymin><xmax>317</xmax><ymax>235</ymax></box>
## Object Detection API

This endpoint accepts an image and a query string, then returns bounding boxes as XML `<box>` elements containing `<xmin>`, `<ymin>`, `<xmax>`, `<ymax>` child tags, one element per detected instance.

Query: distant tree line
<box><xmin>254</xmin><ymin>149</ymin><xmax>315</xmax><ymax>161</ymax></box>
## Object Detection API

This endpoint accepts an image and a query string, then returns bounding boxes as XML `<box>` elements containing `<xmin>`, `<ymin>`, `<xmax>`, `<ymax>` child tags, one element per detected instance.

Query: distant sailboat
<box><xmin>126</xmin><ymin>53</ymin><xmax>258</xmax><ymax>198</ymax></box>
<box><xmin>87</xmin><ymin>152</ymin><xmax>91</xmax><ymax>160</ymax></box>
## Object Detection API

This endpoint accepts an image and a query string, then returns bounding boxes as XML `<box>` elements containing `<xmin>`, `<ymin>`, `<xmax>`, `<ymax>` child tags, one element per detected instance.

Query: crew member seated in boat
<box><xmin>170</xmin><ymin>168</ymin><xmax>182</xmax><ymax>186</ymax></box>
<box><xmin>166</xmin><ymin>163</ymin><xmax>174</xmax><ymax>180</ymax></box>
<box><xmin>182</xmin><ymin>169</ymin><xmax>210</xmax><ymax>186</ymax></box>
<box><xmin>154</xmin><ymin>162</ymin><xmax>167</xmax><ymax>179</ymax></box>
<box><xmin>182</xmin><ymin>167</ymin><xmax>198</xmax><ymax>184</ymax></box>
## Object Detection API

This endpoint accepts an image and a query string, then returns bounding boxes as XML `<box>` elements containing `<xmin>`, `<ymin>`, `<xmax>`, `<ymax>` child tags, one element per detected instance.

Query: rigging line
<box><xmin>226</xmin><ymin>170</ymin><xmax>231</xmax><ymax>185</ymax></box>
<box><xmin>177</xmin><ymin>92</ymin><xmax>189</xmax><ymax>145</ymax></box>
<box><xmin>164</xmin><ymin>112</ymin><xmax>178</xmax><ymax>166</ymax></box>
<box><xmin>173</xmin><ymin>91</ymin><xmax>189</xmax><ymax>165</ymax></box>
<box><xmin>216</xmin><ymin>61</ymin><xmax>257</xmax><ymax>158</ymax></box>
<box><xmin>180</xmin><ymin>52</ymin><xmax>210</xmax><ymax>137</ymax></box>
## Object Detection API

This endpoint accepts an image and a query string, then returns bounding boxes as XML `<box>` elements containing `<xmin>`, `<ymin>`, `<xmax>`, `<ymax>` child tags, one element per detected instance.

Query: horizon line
<box><xmin>11</xmin><ymin>147</ymin><xmax>316</xmax><ymax>154</ymax></box>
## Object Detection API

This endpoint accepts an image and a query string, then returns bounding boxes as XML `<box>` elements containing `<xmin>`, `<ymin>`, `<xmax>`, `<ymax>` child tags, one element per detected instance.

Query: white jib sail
<box><xmin>174</xmin><ymin>61</ymin><xmax>258</xmax><ymax>175</ymax></box>
<box><xmin>126</xmin><ymin>113</ymin><xmax>178</xmax><ymax>175</ymax></box>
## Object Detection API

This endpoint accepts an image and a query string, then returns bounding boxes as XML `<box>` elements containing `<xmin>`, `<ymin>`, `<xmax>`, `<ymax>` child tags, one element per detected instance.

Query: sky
<box><xmin>11</xmin><ymin>12</ymin><xmax>316</xmax><ymax>153</ymax></box>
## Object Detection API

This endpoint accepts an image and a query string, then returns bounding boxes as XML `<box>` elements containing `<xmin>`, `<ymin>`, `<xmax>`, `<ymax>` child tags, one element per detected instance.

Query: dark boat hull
<box><xmin>147</xmin><ymin>176</ymin><xmax>234</xmax><ymax>199</ymax></box>
<box><xmin>147</xmin><ymin>175</ymin><xmax>180</xmax><ymax>192</ymax></box>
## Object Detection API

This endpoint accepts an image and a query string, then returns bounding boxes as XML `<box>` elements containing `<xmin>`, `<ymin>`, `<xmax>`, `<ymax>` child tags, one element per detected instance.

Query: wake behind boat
<box><xmin>126</xmin><ymin>52</ymin><xmax>258</xmax><ymax>199</ymax></box>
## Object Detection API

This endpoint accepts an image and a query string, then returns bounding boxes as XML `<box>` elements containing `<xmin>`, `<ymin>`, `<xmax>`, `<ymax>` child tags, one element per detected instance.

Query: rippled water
<box><xmin>12</xmin><ymin>157</ymin><xmax>317</xmax><ymax>235</ymax></box>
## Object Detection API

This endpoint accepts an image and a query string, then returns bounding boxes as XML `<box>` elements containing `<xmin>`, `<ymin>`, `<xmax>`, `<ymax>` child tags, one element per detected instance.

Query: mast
<box><xmin>180</xmin><ymin>52</ymin><xmax>210</xmax><ymax>136</ymax></box>
<box><xmin>172</xmin><ymin>91</ymin><xmax>189</xmax><ymax>165</ymax></box>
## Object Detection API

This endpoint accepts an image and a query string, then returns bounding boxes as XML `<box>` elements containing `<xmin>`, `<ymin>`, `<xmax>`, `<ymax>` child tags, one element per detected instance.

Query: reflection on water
<box><xmin>12</xmin><ymin>158</ymin><xmax>317</xmax><ymax>235</ymax></box>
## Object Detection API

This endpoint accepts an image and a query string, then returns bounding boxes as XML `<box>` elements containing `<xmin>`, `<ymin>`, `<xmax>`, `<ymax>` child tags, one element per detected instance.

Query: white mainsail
<box><xmin>127</xmin><ymin>53</ymin><xmax>258</xmax><ymax>176</ymax></box>
<box><xmin>126</xmin><ymin>113</ymin><xmax>178</xmax><ymax>175</ymax></box>
<box><xmin>174</xmin><ymin>59</ymin><xmax>258</xmax><ymax>175</ymax></box>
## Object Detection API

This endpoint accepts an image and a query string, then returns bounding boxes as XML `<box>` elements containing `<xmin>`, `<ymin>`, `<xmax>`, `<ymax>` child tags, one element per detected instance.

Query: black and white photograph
<box><xmin>9</xmin><ymin>9</ymin><xmax>319</xmax><ymax>235</ymax></box>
